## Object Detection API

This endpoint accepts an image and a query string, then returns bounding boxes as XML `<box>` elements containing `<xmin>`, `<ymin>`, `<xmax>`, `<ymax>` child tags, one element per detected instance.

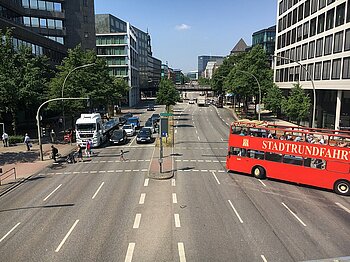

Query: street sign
<box><xmin>160</xmin><ymin>118</ymin><xmax>168</xmax><ymax>137</ymax></box>
<box><xmin>160</xmin><ymin>112</ymin><xmax>173</xmax><ymax>117</ymax></box>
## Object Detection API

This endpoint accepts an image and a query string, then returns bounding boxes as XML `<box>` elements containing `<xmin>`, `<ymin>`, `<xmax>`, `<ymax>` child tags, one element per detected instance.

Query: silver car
<box><xmin>122</xmin><ymin>124</ymin><xmax>136</xmax><ymax>136</ymax></box>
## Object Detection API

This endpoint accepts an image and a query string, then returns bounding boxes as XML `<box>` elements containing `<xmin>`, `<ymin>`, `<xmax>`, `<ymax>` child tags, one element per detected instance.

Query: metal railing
<box><xmin>0</xmin><ymin>167</ymin><xmax>17</xmax><ymax>186</ymax></box>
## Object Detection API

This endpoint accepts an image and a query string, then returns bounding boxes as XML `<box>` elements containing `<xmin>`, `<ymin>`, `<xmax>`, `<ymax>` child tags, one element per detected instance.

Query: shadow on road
<box><xmin>0</xmin><ymin>203</ymin><xmax>75</xmax><ymax>213</ymax></box>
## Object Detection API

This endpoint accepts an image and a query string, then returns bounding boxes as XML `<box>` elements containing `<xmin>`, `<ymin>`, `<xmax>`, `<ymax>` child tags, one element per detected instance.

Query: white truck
<box><xmin>197</xmin><ymin>96</ymin><xmax>206</xmax><ymax>107</ymax></box>
<box><xmin>75</xmin><ymin>113</ymin><xmax>106</xmax><ymax>147</ymax></box>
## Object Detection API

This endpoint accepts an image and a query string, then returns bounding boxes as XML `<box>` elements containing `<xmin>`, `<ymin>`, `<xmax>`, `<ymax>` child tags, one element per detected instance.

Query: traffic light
<box><xmin>87</xmin><ymin>95</ymin><xmax>91</xmax><ymax>107</ymax></box>
<box><xmin>160</xmin><ymin>118</ymin><xmax>168</xmax><ymax>137</ymax></box>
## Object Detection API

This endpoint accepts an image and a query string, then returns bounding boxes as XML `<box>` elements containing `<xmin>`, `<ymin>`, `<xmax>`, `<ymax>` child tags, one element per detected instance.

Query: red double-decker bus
<box><xmin>226</xmin><ymin>120</ymin><xmax>350</xmax><ymax>195</ymax></box>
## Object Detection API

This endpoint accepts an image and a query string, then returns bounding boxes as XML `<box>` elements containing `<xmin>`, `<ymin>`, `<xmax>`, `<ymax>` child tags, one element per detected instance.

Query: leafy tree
<box><xmin>263</xmin><ymin>83</ymin><xmax>284</xmax><ymax>117</ymax></box>
<box><xmin>281</xmin><ymin>83</ymin><xmax>311</xmax><ymax>125</ymax></box>
<box><xmin>198</xmin><ymin>76</ymin><xmax>210</xmax><ymax>86</ymax></box>
<box><xmin>211</xmin><ymin>54</ymin><xmax>239</xmax><ymax>94</ymax></box>
<box><xmin>0</xmin><ymin>29</ymin><xmax>51</xmax><ymax>134</ymax></box>
<box><xmin>156</xmin><ymin>79</ymin><xmax>180</xmax><ymax>112</ymax></box>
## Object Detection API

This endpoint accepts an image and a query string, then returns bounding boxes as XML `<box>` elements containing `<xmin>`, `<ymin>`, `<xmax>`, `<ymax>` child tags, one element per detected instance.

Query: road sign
<box><xmin>160</xmin><ymin>112</ymin><xmax>173</xmax><ymax>117</ymax></box>
<box><xmin>160</xmin><ymin>118</ymin><xmax>168</xmax><ymax>137</ymax></box>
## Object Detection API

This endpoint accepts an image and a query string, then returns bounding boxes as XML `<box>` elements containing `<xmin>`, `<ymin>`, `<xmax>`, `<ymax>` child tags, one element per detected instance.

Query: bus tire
<box><xmin>334</xmin><ymin>180</ymin><xmax>350</xmax><ymax>196</ymax></box>
<box><xmin>252</xmin><ymin>166</ymin><xmax>266</xmax><ymax>179</ymax></box>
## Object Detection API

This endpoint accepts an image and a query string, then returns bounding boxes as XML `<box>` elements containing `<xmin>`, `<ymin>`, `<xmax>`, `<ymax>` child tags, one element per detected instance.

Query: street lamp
<box><xmin>61</xmin><ymin>63</ymin><xmax>95</xmax><ymax>130</ymax></box>
<box><xmin>271</xmin><ymin>54</ymin><xmax>316</xmax><ymax>128</ymax></box>
<box><xmin>235</xmin><ymin>69</ymin><xmax>262</xmax><ymax>121</ymax></box>
<box><xmin>37</xmin><ymin>97</ymin><xmax>89</xmax><ymax>161</ymax></box>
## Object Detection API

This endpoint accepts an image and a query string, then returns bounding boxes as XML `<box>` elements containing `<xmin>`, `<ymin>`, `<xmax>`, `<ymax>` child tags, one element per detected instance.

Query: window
<box><xmin>22</xmin><ymin>0</ymin><xmax>30</xmax><ymax>8</ymax></box>
<box><xmin>83</xmin><ymin>0</ymin><xmax>88</xmax><ymax>7</ymax></box>
<box><xmin>38</xmin><ymin>0</ymin><xmax>45</xmax><ymax>10</ymax></box>
<box><xmin>319</xmin><ymin>0</ymin><xmax>326</xmax><ymax>9</ymax></box>
<box><xmin>293</xmin><ymin>9</ymin><xmax>298</xmax><ymax>24</ymax></box>
<box><xmin>40</xmin><ymin>18</ymin><xmax>46</xmax><ymax>28</ymax></box>
<box><xmin>310</xmin><ymin>18</ymin><xmax>317</xmax><ymax>37</ymax></box>
<box><xmin>304</xmin><ymin>158</ymin><xmax>326</xmax><ymax>169</ymax></box>
<box><xmin>291</xmin><ymin>28</ymin><xmax>296</xmax><ymax>44</ymax></box>
<box><xmin>324</xmin><ymin>34</ymin><xmax>333</xmax><ymax>55</ymax></box>
<box><xmin>295</xmin><ymin>66</ymin><xmax>300</xmax><ymax>81</ymax></box>
<box><xmin>290</xmin><ymin>47</ymin><xmax>295</xmax><ymax>61</ymax></box>
<box><xmin>304</xmin><ymin>0</ymin><xmax>311</xmax><ymax>17</ymax></box>
<box><xmin>54</xmin><ymin>3</ymin><xmax>62</xmax><ymax>12</ymax></box>
<box><xmin>316</xmin><ymin>38</ymin><xmax>324</xmax><ymax>57</ymax></box>
<box><xmin>303</xmin><ymin>21</ymin><xmax>309</xmax><ymax>39</ymax></box>
<box><xmin>248</xmin><ymin>150</ymin><xmax>264</xmax><ymax>160</ymax></box>
<box><xmin>55</xmin><ymin>20</ymin><xmax>63</xmax><ymax>29</ymax></box>
<box><xmin>286</xmin><ymin>31</ymin><xmax>291</xmax><ymax>46</ymax></box>
<box><xmin>298</xmin><ymin>4</ymin><xmax>304</xmax><ymax>21</ymax></box>
<box><xmin>265</xmin><ymin>152</ymin><xmax>282</xmax><ymax>162</ymax></box>
<box><xmin>326</xmin><ymin>8</ymin><xmax>335</xmax><ymax>30</ymax></box>
<box><xmin>343</xmin><ymin>57</ymin><xmax>350</xmax><ymax>79</ymax></box>
<box><xmin>23</xmin><ymin>16</ymin><xmax>30</xmax><ymax>26</ymax></box>
<box><xmin>289</xmin><ymin>66</ymin><xmax>294</xmax><ymax>81</ymax></box>
<box><xmin>314</xmin><ymin>62</ymin><xmax>322</xmax><ymax>80</ymax></box>
<box><xmin>327</xmin><ymin>0</ymin><xmax>335</xmax><ymax>4</ymax></box>
<box><xmin>300</xmin><ymin>66</ymin><xmax>306</xmax><ymax>81</ymax></box>
<box><xmin>283</xmin><ymin>155</ymin><xmax>303</xmax><ymax>166</ymax></box>
<box><xmin>30</xmin><ymin>0</ymin><xmax>37</xmax><ymax>9</ymax></box>
<box><xmin>335</xmin><ymin>3</ymin><xmax>345</xmax><ymax>27</ymax></box>
<box><xmin>322</xmin><ymin>60</ymin><xmax>331</xmax><ymax>80</ymax></box>
<box><xmin>296</xmin><ymin>45</ymin><xmax>301</xmax><ymax>61</ymax></box>
<box><xmin>311</xmin><ymin>0</ymin><xmax>318</xmax><ymax>13</ymax></box>
<box><xmin>308</xmin><ymin>41</ymin><xmax>315</xmax><ymax>58</ymax></box>
<box><xmin>287</xmin><ymin>12</ymin><xmax>292</xmax><ymax>27</ymax></box>
<box><xmin>302</xmin><ymin>43</ymin><xmax>308</xmax><ymax>60</ymax></box>
<box><xmin>46</xmin><ymin>1</ymin><xmax>53</xmax><ymax>11</ymax></box>
<box><xmin>332</xmin><ymin>59</ymin><xmax>341</xmax><ymax>79</ymax></box>
<box><xmin>47</xmin><ymin>19</ymin><xmax>55</xmax><ymax>29</ymax></box>
<box><xmin>31</xmin><ymin>17</ymin><xmax>39</xmax><ymax>27</ymax></box>
<box><xmin>284</xmin><ymin>67</ymin><xmax>289</xmax><ymax>81</ymax></box>
<box><xmin>317</xmin><ymin>13</ymin><xmax>325</xmax><ymax>34</ymax></box>
<box><xmin>347</xmin><ymin>0</ymin><xmax>350</xmax><ymax>22</ymax></box>
<box><xmin>333</xmin><ymin>31</ymin><xmax>344</xmax><ymax>53</ymax></box>
<box><xmin>345</xmin><ymin>29</ymin><xmax>350</xmax><ymax>51</ymax></box>
<box><xmin>307</xmin><ymin>64</ymin><xmax>314</xmax><ymax>81</ymax></box>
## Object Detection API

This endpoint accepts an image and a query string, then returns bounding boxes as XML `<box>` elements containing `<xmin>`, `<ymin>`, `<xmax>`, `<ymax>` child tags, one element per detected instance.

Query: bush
<box><xmin>8</xmin><ymin>135</ymin><xmax>24</xmax><ymax>145</ymax></box>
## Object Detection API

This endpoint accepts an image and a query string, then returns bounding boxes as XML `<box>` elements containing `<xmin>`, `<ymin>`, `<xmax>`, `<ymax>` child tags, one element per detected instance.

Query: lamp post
<box><xmin>271</xmin><ymin>54</ymin><xmax>316</xmax><ymax>128</ymax></box>
<box><xmin>61</xmin><ymin>63</ymin><xmax>95</xmax><ymax>131</ymax></box>
<box><xmin>236</xmin><ymin>69</ymin><xmax>262</xmax><ymax>121</ymax></box>
<box><xmin>37</xmin><ymin>97</ymin><xmax>89</xmax><ymax>161</ymax></box>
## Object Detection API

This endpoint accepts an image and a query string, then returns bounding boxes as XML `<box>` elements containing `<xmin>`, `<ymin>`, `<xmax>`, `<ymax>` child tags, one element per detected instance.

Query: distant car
<box><xmin>151</xmin><ymin>113</ymin><xmax>160</xmax><ymax>122</ymax></box>
<box><xmin>117</xmin><ymin>116</ymin><xmax>127</xmax><ymax>126</ymax></box>
<box><xmin>123</xmin><ymin>112</ymin><xmax>133</xmax><ymax>119</ymax></box>
<box><xmin>136</xmin><ymin>128</ymin><xmax>154</xmax><ymax>143</ymax></box>
<box><xmin>127</xmin><ymin>117</ymin><xmax>140</xmax><ymax>129</ymax></box>
<box><xmin>144</xmin><ymin>119</ymin><xmax>155</xmax><ymax>133</ymax></box>
<box><xmin>189</xmin><ymin>100</ymin><xmax>195</xmax><ymax>104</ymax></box>
<box><xmin>122</xmin><ymin>124</ymin><xmax>136</xmax><ymax>136</ymax></box>
<box><xmin>147</xmin><ymin>104</ymin><xmax>155</xmax><ymax>111</ymax></box>
<box><xmin>109</xmin><ymin>129</ymin><xmax>128</xmax><ymax>145</ymax></box>
<box><xmin>104</xmin><ymin>119</ymin><xmax>119</xmax><ymax>131</ymax></box>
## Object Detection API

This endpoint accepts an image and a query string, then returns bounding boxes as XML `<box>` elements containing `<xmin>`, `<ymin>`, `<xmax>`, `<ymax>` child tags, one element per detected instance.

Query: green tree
<box><xmin>282</xmin><ymin>83</ymin><xmax>311</xmax><ymax>125</ymax></box>
<box><xmin>198</xmin><ymin>76</ymin><xmax>210</xmax><ymax>86</ymax></box>
<box><xmin>211</xmin><ymin>54</ymin><xmax>239</xmax><ymax>94</ymax></box>
<box><xmin>263</xmin><ymin>83</ymin><xmax>284</xmax><ymax>117</ymax></box>
<box><xmin>156</xmin><ymin>79</ymin><xmax>180</xmax><ymax>112</ymax></box>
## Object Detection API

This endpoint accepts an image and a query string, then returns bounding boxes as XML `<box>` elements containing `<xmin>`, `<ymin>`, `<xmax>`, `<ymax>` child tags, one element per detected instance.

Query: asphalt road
<box><xmin>0</xmin><ymin>101</ymin><xmax>349</xmax><ymax>262</ymax></box>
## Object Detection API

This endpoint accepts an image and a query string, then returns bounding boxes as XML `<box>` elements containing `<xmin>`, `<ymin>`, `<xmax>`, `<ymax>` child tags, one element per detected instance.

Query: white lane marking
<box><xmin>261</xmin><ymin>255</ymin><xmax>268</xmax><ymax>262</ymax></box>
<box><xmin>221</xmin><ymin>138</ymin><xmax>224</xmax><ymax>141</ymax></box>
<box><xmin>133</xmin><ymin>169</ymin><xmax>140</xmax><ymax>172</ymax></box>
<box><xmin>56</xmin><ymin>172</ymin><xmax>63</xmax><ymax>175</ymax></box>
<box><xmin>139</xmin><ymin>193</ymin><xmax>146</xmax><ymax>204</ymax></box>
<box><xmin>90</xmin><ymin>171</ymin><xmax>97</xmax><ymax>174</ymax></box>
<box><xmin>198</xmin><ymin>160</ymin><xmax>204</xmax><ymax>162</ymax></box>
<box><xmin>282</xmin><ymin>202</ymin><xmax>307</xmax><ymax>227</ymax></box>
<box><xmin>133</xmin><ymin>214</ymin><xmax>141</xmax><ymax>228</ymax></box>
<box><xmin>55</xmin><ymin>220</ymin><xmax>79</xmax><ymax>252</ymax></box>
<box><xmin>144</xmin><ymin>178</ymin><xmax>149</xmax><ymax>187</ymax></box>
<box><xmin>82</xmin><ymin>171</ymin><xmax>89</xmax><ymax>174</ymax></box>
<box><xmin>201</xmin><ymin>170</ymin><xmax>208</xmax><ymax>172</ymax></box>
<box><xmin>116</xmin><ymin>170</ymin><xmax>123</xmax><ymax>173</ymax></box>
<box><xmin>171</xmin><ymin>179</ymin><xmax>176</xmax><ymax>187</ymax></box>
<box><xmin>129</xmin><ymin>135</ymin><xmax>137</xmax><ymax>146</ymax></box>
<box><xmin>43</xmin><ymin>184</ymin><xmax>62</xmax><ymax>202</ymax></box>
<box><xmin>258</xmin><ymin>180</ymin><xmax>267</xmax><ymax>187</ymax></box>
<box><xmin>335</xmin><ymin>202</ymin><xmax>350</xmax><ymax>214</ymax></box>
<box><xmin>175</xmin><ymin>129</ymin><xmax>178</xmax><ymax>134</ymax></box>
<box><xmin>228</xmin><ymin>200</ymin><xmax>244</xmax><ymax>224</ymax></box>
<box><xmin>0</xmin><ymin>222</ymin><xmax>21</xmax><ymax>243</ymax></box>
<box><xmin>174</xmin><ymin>214</ymin><xmax>181</xmax><ymax>227</ymax></box>
<box><xmin>218</xmin><ymin>170</ymin><xmax>225</xmax><ymax>173</ymax></box>
<box><xmin>183</xmin><ymin>160</ymin><xmax>189</xmax><ymax>162</ymax></box>
<box><xmin>193</xmin><ymin>170</ymin><xmax>199</xmax><ymax>172</ymax></box>
<box><xmin>125</xmin><ymin>243</ymin><xmax>135</xmax><ymax>262</ymax></box>
<box><xmin>195</xmin><ymin>130</ymin><xmax>198</xmax><ymax>134</ymax></box>
<box><xmin>107</xmin><ymin>170</ymin><xmax>114</xmax><ymax>173</ymax></box>
<box><xmin>172</xmin><ymin>193</ymin><xmax>178</xmax><ymax>203</ymax></box>
<box><xmin>175</xmin><ymin>160</ymin><xmax>181</xmax><ymax>162</ymax></box>
<box><xmin>100</xmin><ymin>161</ymin><xmax>106</xmax><ymax>163</ymax></box>
<box><xmin>141</xmin><ymin>169</ymin><xmax>148</xmax><ymax>172</ymax></box>
<box><xmin>190</xmin><ymin>160</ymin><xmax>196</xmax><ymax>162</ymax></box>
<box><xmin>178</xmin><ymin>242</ymin><xmax>186</xmax><ymax>262</ymax></box>
<box><xmin>130</xmin><ymin>160</ymin><xmax>137</xmax><ymax>162</ymax></box>
<box><xmin>73</xmin><ymin>172</ymin><xmax>80</xmax><ymax>174</ymax></box>
<box><xmin>213</xmin><ymin>160</ymin><xmax>219</xmax><ymax>163</ymax></box>
<box><xmin>205</xmin><ymin>160</ymin><xmax>212</xmax><ymax>163</ymax></box>
<box><xmin>125</xmin><ymin>170</ymin><xmax>131</xmax><ymax>172</ymax></box>
<box><xmin>212</xmin><ymin>172</ymin><xmax>221</xmax><ymax>185</ymax></box>
<box><xmin>197</xmin><ymin>136</ymin><xmax>201</xmax><ymax>141</ymax></box>
<box><xmin>99</xmin><ymin>170</ymin><xmax>106</xmax><ymax>173</ymax></box>
<box><xmin>92</xmin><ymin>182</ymin><xmax>105</xmax><ymax>199</ymax></box>
<box><xmin>108</xmin><ymin>160</ymin><xmax>114</xmax><ymax>163</ymax></box>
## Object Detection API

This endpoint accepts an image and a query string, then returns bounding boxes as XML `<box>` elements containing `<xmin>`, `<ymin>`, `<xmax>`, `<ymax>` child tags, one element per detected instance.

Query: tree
<box><xmin>156</xmin><ymin>79</ymin><xmax>180</xmax><ymax>112</ymax></box>
<box><xmin>211</xmin><ymin>54</ymin><xmax>239</xmax><ymax>94</ymax></box>
<box><xmin>263</xmin><ymin>83</ymin><xmax>284</xmax><ymax>117</ymax></box>
<box><xmin>198</xmin><ymin>76</ymin><xmax>210</xmax><ymax>86</ymax></box>
<box><xmin>281</xmin><ymin>83</ymin><xmax>311</xmax><ymax>125</ymax></box>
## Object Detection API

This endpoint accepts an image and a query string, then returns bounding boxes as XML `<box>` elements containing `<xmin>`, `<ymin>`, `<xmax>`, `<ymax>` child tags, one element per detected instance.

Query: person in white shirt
<box><xmin>2</xmin><ymin>132</ymin><xmax>9</xmax><ymax>147</ymax></box>
<box><xmin>24</xmin><ymin>133</ymin><xmax>31</xmax><ymax>151</ymax></box>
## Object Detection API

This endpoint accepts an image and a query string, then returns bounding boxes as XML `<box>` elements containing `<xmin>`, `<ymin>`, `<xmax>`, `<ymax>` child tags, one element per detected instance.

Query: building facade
<box><xmin>274</xmin><ymin>0</ymin><xmax>350</xmax><ymax>130</ymax></box>
<box><xmin>95</xmin><ymin>14</ymin><xmax>161</xmax><ymax>106</ymax></box>
<box><xmin>198</xmin><ymin>55</ymin><xmax>224</xmax><ymax>77</ymax></box>
<box><xmin>204</xmin><ymin>61</ymin><xmax>219</xmax><ymax>79</ymax></box>
<box><xmin>0</xmin><ymin>0</ymin><xmax>95</xmax><ymax>64</ymax></box>
<box><xmin>252</xmin><ymin>25</ymin><xmax>276</xmax><ymax>56</ymax></box>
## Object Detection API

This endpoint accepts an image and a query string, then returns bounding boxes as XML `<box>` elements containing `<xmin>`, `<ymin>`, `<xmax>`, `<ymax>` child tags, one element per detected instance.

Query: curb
<box><xmin>148</xmin><ymin>170</ymin><xmax>174</xmax><ymax>180</ymax></box>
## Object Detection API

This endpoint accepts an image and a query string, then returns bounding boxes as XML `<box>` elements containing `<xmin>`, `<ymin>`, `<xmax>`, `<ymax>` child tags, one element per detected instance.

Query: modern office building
<box><xmin>186</xmin><ymin>71</ymin><xmax>198</xmax><ymax>80</ymax></box>
<box><xmin>0</xmin><ymin>0</ymin><xmax>96</xmax><ymax>64</ymax></box>
<box><xmin>95</xmin><ymin>14</ymin><xmax>161</xmax><ymax>106</ymax></box>
<box><xmin>198</xmin><ymin>55</ymin><xmax>224</xmax><ymax>77</ymax></box>
<box><xmin>252</xmin><ymin>25</ymin><xmax>276</xmax><ymax>56</ymax></box>
<box><xmin>274</xmin><ymin>0</ymin><xmax>350</xmax><ymax>129</ymax></box>
<box><xmin>204</xmin><ymin>61</ymin><xmax>220</xmax><ymax>79</ymax></box>
<box><xmin>174</xmin><ymin>69</ymin><xmax>184</xmax><ymax>85</ymax></box>
<box><xmin>161</xmin><ymin>64</ymin><xmax>176</xmax><ymax>84</ymax></box>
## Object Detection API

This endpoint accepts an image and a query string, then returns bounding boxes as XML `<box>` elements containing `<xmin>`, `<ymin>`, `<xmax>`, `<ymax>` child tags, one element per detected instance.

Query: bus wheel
<box><xmin>334</xmin><ymin>180</ymin><xmax>350</xmax><ymax>196</ymax></box>
<box><xmin>252</xmin><ymin>166</ymin><xmax>266</xmax><ymax>179</ymax></box>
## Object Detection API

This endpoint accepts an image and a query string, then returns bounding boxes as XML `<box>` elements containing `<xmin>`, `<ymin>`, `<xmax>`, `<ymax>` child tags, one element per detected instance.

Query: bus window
<box><xmin>304</xmin><ymin>158</ymin><xmax>326</xmax><ymax>169</ymax></box>
<box><xmin>265</xmin><ymin>152</ymin><xmax>282</xmax><ymax>162</ymax></box>
<box><xmin>248</xmin><ymin>150</ymin><xmax>264</xmax><ymax>160</ymax></box>
<box><xmin>283</xmin><ymin>155</ymin><xmax>303</xmax><ymax>166</ymax></box>
<box><xmin>232</xmin><ymin>127</ymin><xmax>242</xmax><ymax>135</ymax></box>
<box><xmin>230</xmin><ymin>147</ymin><xmax>247</xmax><ymax>156</ymax></box>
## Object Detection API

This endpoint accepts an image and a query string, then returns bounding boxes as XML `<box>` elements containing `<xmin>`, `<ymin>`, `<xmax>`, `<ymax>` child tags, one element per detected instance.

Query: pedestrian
<box><xmin>24</xmin><ymin>133</ymin><xmax>31</xmax><ymax>151</ymax></box>
<box><xmin>51</xmin><ymin>145</ymin><xmax>59</xmax><ymax>162</ymax></box>
<box><xmin>85</xmin><ymin>140</ymin><xmax>92</xmax><ymax>158</ymax></box>
<box><xmin>2</xmin><ymin>132</ymin><xmax>9</xmax><ymax>147</ymax></box>
<box><xmin>50</xmin><ymin>129</ymin><xmax>56</xmax><ymax>143</ymax></box>
<box><xmin>76</xmin><ymin>144</ymin><xmax>83</xmax><ymax>162</ymax></box>
<box><xmin>120</xmin><ymin>149</ymin><xmax>126</xmax><ymax>161</ymax></box>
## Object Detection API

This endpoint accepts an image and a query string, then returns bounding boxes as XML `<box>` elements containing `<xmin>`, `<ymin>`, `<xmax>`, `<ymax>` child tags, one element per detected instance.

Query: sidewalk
<box><xmin>148</xmin><ymin>145</ymin><xmax>174</xmax><ymax>180</ymax></box>
<box><xmin>0</xmin><ymin>142</ymin><xmax>76</xmax><ymax>195</ymax></box>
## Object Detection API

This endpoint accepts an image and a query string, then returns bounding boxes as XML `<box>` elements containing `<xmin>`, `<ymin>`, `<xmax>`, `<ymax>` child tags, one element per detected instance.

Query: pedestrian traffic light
<box><xmin>160</xmin><ymin>118</ymin><xmax>168</xmax><ymax>137</ymax></box>
<box><xmin>41</xmin><ymin>127</ymin><xmax>46</xmax><ymax>137</ymax></box>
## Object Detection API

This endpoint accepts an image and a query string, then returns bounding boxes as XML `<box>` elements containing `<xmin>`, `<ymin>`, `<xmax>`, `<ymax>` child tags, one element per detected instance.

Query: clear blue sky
<box><xmin>94</xmin><ymin>0</ymin><xmax>277</xmax><ymax>73</ymax></box>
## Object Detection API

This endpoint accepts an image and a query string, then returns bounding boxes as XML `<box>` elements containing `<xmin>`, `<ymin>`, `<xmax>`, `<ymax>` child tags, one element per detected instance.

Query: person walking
<box><xmin>2</xmin><ymin>132</ymin><xmax>9</xmax><ymax>147</ymax></box>
<box><xmin>50</xmin><ymin>129</ymin><xmax>56</xmax><ymax>143</ymax></box>
<box><xmin>85</xmin><ymin>140</ymin><xmax>92</xmax><ymax>158</ymax></box>
<box><xmin>51</xmin><ymin>145</ymin><xmax>59</xmax><ymax>162</ymax></box>
<box><xmin>76</xmin><ymin>144</ymin><xmax>83</xmax><ymax>162</ymax></box>
<box><xmin>120</xmin><ymin>149</ymin><xmax>126</xmax><ymax>161</ymax></box>
<box><xmin>24</xmin><ymin>133</ymin><xmax>31</xmax><ymax>151</ymax></box>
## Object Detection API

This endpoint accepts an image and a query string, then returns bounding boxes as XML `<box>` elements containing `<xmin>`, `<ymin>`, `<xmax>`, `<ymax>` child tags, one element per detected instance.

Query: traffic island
<box><xmin>148</xmin><ymin>146</ymin><xmax>174</xmax><ymax>180</ymax></box>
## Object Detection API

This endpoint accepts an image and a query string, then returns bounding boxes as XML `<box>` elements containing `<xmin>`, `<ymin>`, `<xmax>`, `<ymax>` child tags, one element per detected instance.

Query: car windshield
<box><xmin>123</xmin><ymin>125</ymin><xmax>132</xmax><ymax>130</ymax></box>
<box><xmin>112</xmin><ymin>130</ymin><xmax>123</xmax><ymax>138</ymax></box>
<box><xmin>139</xmin><ymin>130</ymin><xmax>150</xmax><ymax>135</ymax></box>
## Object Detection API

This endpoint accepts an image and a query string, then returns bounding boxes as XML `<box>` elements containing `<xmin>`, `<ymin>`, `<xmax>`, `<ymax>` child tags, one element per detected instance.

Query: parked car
<box><xmin>189</xmin><ymin>100</ymin><xmax>195</xmax><ymax>104</ymax></box>
<box><xmin>151</xmin><ymin>113</ymin><xmax>160</xmax><ymax>122</ymax></box>
<box><xmin>136</xmin><ymin>128</ymin><xmax>154</xmax><ymax>144</ymax></box>
<box><xmin>109</xmin><ymin>129</ymin><xmax>128</xmax><ymax>145</ymax></box>
<box><xmin>122</xmin><ymin>124</ymin><xmax>136</xmax><ymax>136</ymax></box>
<box><xmin>127</xmin><ymin>117</ymin><xmax>141</xmax><ymax>129</ymax></box>
<box><xmin>147</xmin><ymin>104</ymin><xmax>155</xmax><ymax>111</ymax></box>
<box><xmin>144</xmin><ymin>119</ymin><xmax>155</xmax><ymax>133</ymax></box>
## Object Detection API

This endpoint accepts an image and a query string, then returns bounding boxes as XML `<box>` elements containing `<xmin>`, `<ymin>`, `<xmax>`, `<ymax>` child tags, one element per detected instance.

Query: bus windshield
<box><xmin>76</xmin><ymin>123</ymin><xmax>96</xmax><ymax>131</ymax></box>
